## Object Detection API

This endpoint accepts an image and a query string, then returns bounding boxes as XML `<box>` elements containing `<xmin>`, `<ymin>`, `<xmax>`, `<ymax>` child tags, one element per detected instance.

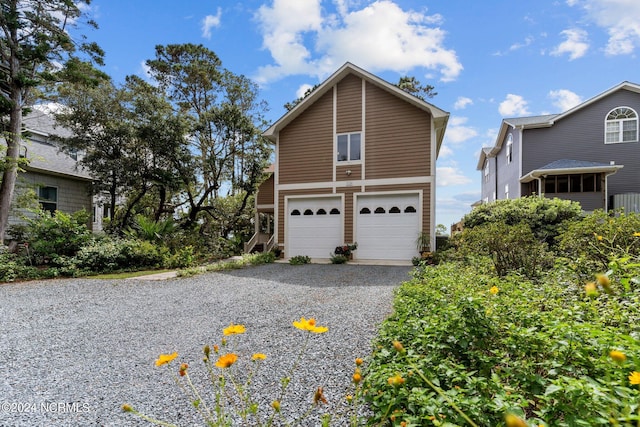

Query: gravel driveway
<box><xmin>0</xmin><ymin>263</ymin><xmax>411</xmax><ymax>426</ymax></box>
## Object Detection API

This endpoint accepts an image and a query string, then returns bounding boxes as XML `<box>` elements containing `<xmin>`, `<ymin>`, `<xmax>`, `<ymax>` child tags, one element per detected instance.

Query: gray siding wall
<box><xmin>522</xmin><ymin>89</ymin><xmax>640</xmax><ymax>197</ymax></box>
<box><xmin>494</xmin><ymin>129</ymin><xmax>521</xmax><ymax>199</ymax></box>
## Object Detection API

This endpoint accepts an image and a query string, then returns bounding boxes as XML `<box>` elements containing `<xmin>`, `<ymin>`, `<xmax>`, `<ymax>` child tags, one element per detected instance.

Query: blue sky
<box><xmin>85</xmin><ymin>0</ymin><xmax>640</xmax><ymax>229</ymax></box>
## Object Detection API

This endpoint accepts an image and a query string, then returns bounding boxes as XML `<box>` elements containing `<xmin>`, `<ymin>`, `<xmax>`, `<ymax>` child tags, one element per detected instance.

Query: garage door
<box><xmin>356</xmin><ymin>193</ymin><xmax>420</xmax><ymax>260</ymax></box>
<box><xmin>287</xmin><ymin>197</ymin><xmax>343</xmax><ymax>259</ymax></box>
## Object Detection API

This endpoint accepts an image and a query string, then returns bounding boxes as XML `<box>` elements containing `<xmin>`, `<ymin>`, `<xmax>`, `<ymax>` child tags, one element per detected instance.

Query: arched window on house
<box><xmin>605</xmin><ymin>107</ymin><xmax>638</xmax><ymax>143</ymax></box>
<box><xmin>506</xmin><ymin>134</ymin><xmax>513</xmax><ymax>164</ymax></box>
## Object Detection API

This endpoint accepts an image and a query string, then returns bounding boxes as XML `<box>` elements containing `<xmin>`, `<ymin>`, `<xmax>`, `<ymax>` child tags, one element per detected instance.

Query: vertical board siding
<box><xmin>336</xmin><ymin>74</ymin><xmax>363</xmax><ymax>134</ymax></box>
<box><xmin>365</xmin><ymin>83</ymin><xmax>432</xmax><ymax>179</ymax></box>
<box><xmin>336</xmin><ymin>188</ymin><xmax>357</xmax><ymax>242</ymax></box>
<box><xmin>279</xmin><ymin>91</ymin><xmax>334</xmax><ymax>184</ymax></box>
<box><xmin>522</xmin><ymin>90</ymin><xmax>640</xmax><ymax>196</ymax></box>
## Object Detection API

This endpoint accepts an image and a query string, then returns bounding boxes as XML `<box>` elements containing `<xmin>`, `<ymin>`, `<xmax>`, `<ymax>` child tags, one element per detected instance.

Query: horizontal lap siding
<box><xmin>337</xmin><ymin>75</ymin><xmax>362</xmax><ymax>134</ymax></box>
<box><xmin>365</xmin><ymin>183</ymin><xmax>431</xmax><ymax>232</ymax></box>
<box><xmin>365</xmin><ymin>83</ymin><xmax>431</xmax><ymax>179</ymax></box>
<box><xmin>256</xmin><ymin>175</ymin><xmax>274</xmax><ymax>206</ymax></box>
<box><xmin>336</xmin><ymin>164</ymin><xmax>362</xmax><ymax>181</ymax></box>
<box><xmin>279</xmin><ymin>92</ymin><xmax>333</xmax><ymax>184</ymax></box>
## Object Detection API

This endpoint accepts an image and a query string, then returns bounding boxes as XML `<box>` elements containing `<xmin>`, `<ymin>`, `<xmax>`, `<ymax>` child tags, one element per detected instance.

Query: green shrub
<box><xmin>247</xmin><ymin>251</ymin><xmax>276</xmax><ymax>265</ymax></box>
<box><xmin>163</xmin><ymin>246</ymin><xmax>196</xmax><ymax>269</ymax></box>
<box><xmin>330</xmin><ymin>253</ymin><xmax>348</xmax><ymax>264</ymax></box>
<box><xmin>364</xmin><ymin>262</ymin><xmax>640</xmax><ymax>426</ymax></box>
<box><xmin>558</xmin><ymin>209</ymin><xmax>640</xmax><ymax>278</ymax></box>
<box><xmin>9</xmin><ymin>209</ymin><xmax>93</xmax><ymax>265</ymax></box>
<box><xmin>458</xmin><ymin>221</ymin><xmax>554</xmax><ymax>277</ymax></box>
<box><xmin>74</xmin><ymin>237</ymin><xmax>166</xmax><ymax>273</ymax></box>
<box><xmin>463</xmin><ymin>196</ymin><xmax>582</xmax><ymax>247</ymax></box>
<box><xmin>289</xmin><ymin>255</ymin><xmax>310</xmax><ymax>265</ymax></box>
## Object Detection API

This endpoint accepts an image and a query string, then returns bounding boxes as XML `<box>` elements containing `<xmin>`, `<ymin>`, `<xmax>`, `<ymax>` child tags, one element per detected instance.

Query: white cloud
<box><xmin>254</xmin><ymin>0</ymin><xmax>462</xmax><ymax>84</ymax></box>
<box><xmin>438</xmin><ymin>144</ymin><xmax>453</xmax><ymax>158</ymax></box>
<box><xmin>453</xmin><ymin>96</ymin><xmax>473</xmax><ymax>110</ymax></box>
<box><xmin>445</xmin><ymin>116</ymin><xmax>478</xmax><ymax>144</ymax></box>
<box><xmin>296</xmin><ymin>83</ymin><xmax>314</xmax><ymax>98</ymax></box>
<box><xmin>568</xmin><ymin>0</ymin><xmax>640</xmax><ymax>55</ymax></box>
<box><xmin>551</xmin><ymin>28</ymin><xmax>589</xmax><ymax>60</ymax></box>
<box><xmin>436</xmin><ymin>165</ymin><xmax>472</xmax><ymax>187</ymax></box>
<box><xmin>202</xmin><ymin>8</ymin><xmax>222</xmax><ymax>39</ymax></box>
<box><xmin>499</xmin><ymin>94</ymin><xmax>531</xmax><ymax>117</ymax></box>
<box><xmin>548</xmin><ymin>89</ymin><xmax>583</xmax><ymax>111</ymax></box>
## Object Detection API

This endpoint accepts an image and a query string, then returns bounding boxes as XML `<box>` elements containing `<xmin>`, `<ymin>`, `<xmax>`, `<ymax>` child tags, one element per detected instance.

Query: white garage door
<box><xmin>287</xmin><ymin>197</ymin><xmax>343</xmax><ymax>259</ymax></box>
<box><xmin>356</xmin><ymin>193</ymin><xmax>420</xmax><ymax>260</ymax></box>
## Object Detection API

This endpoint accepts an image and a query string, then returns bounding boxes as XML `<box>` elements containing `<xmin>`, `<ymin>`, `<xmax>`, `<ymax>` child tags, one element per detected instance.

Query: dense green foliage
<box><xmin>364</xmin><ymin>210</ymin><xmax>640</xmax><ymax>426</ymax></box>
<box><xmin>462</xmin><ymin>196</ymin><xmax>582</xmax><ymax>246</ymax></box>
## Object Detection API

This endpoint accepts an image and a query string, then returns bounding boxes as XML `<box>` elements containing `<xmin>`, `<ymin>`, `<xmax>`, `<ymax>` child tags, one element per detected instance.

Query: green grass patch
<box><xmin>87</xmin><ymin>269</ymin><xmax>173</xmax><ymax>279</ymax></box>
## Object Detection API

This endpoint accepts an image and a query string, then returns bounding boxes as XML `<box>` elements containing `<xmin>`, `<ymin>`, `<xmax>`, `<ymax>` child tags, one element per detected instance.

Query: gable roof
<box><xmin>477</xmin><ymin>81</ymin><xmax>640</xmax><ymax>170</ymax></box>
<box><xmin>263</xmin><ymin>62</ymin><xmax>450</xmax><ymax>156</ymax></box>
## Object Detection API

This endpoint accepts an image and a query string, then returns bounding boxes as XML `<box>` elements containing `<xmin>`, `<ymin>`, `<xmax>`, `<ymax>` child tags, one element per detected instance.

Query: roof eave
<box><xmin>520</xmin><ymin>165</ymin><xmax>624</xmax><ymax>183</ymax></box>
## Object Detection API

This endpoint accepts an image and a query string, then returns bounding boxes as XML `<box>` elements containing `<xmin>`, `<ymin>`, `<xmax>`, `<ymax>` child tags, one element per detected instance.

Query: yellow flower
<box><xmin>393</xmin><ymin>341</ymin><xmax>405</xmax><ymax>353</ymax></box>
<box><xmin>252</xmin><ymin>353</ymin><xmax>267</xmax><ymax>361</ymax></box>
<box><xmin>505</xmin><ymin>413</ymin><xmax>527</xmax><ymax>427</ymax></box>
<box><xmin>293</xmin><ymin>317</ymin><xmax>329</xmax><ymax>333</ymax></box>
<box><xmin>223</xmin><ymin>323</ymin><xmax>246</xmax><ymax>336</ymax></box>
<box><xmin>345</xmin><ymin>395</ymin><xmax>353</xmax><ymax>403</ymax></box>
<box><xmin>155</xmin><ymin>352</ymin><xmax>178</xmax><ymax>367</ymax></box>
<box><xmin>489</xmin><ymin>286</ymin><xmax>499</xmax><ymax>295</ymax></box>
<box><xmin>596</xmin><ymin>274</ymin><xmax>611</xmax><ymax>289</ymax></box>
<box><xmin>585</xmin><ymin>282</ymin><xmax>598</xmax><ymax>297</ymax></box>
<box><xmin>271</xmin><ymin>400</ymin><xmax>281</xmax><ymax>412</ymax></box>
<box><xmin>634</xmin><ymin>232</ymin><xmax>640</xmax><ymax>237</ymax></box>
<box><xmin>596</xmin><ymin>235</ymin><xmax>603</xmax><ymax>241</ymax></box>
<box><xmin>215</xmin><ymin>353</ymin><xmax>238</xmax><ymax>368</ymax></box>
<box><xmin>352</xmin><ymin>372</ymin><xmax>362</xmax><ymax>384</ymax></box>
<box><xmin>610</xmin><ymin>350</ymin><xmax>627</xmax><ymax>363</ymax></box>
<box><xmin>121</xmin><ymin>404</ymin><xmax>133</xmax><ymax>412</ymax></box>
<box><xmin>629</xmin><ymin>371</ymin><xmax>640</xmax><ymax>385</ymax></box>
<box><xmin>355</xmin><ymin>358</ymin><xmax>364</xmax><ymax>366</ymax></box>
<box><xmin>387</xmin><ymin>374</ymin><xmax>405</xmax><ymax>386</ymax></box>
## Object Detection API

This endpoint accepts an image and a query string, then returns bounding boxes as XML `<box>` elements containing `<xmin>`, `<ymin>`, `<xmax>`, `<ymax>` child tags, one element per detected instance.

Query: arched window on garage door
<box><xmin>359</xmin><ymin>207</ymin><xmax>371</xmax><ymax>214</ymax></box>
<box><xmin>303</xmin><ymin>209</ymin><xmax>314</xmax><ymax>215</ymax></box>
<box><xmin>374</xmin><ymin>207</ymin><xmax>386</xmax><ymax>214</ymax></box>
<box><xmin>291</xmin><ymin>209</ymin><xmax>301</xmax><ymax>216</ymax></box>
<box><xmin>404</xmin><ymin>206</ymin><xmax>416</xmax><ymax>213</ymax></box>
<box><xmin>389</xmin><ymin>206</ymin><xmax>401</xmax><ymax>213</ymax></box>
<box><xmin>330</xmin><ymin>208</ymin><xmax>340</xmax><ymax>215</ymax></box>
<box><xmin>316</xmin><ymin>208</ymin><xmax>327</xmax><ymax>215</ymax></box>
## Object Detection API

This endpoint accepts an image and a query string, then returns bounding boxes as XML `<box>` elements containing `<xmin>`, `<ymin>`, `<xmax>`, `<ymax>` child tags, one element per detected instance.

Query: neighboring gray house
<box><xmin>477</xmin><ymin>81</ymin><xmax>640</xmax><ymax>213</ymax></box>
<box><xmin>3</xmin><ymin>107</ymin><xmax>105</xmax><ymax>233</ymax></box>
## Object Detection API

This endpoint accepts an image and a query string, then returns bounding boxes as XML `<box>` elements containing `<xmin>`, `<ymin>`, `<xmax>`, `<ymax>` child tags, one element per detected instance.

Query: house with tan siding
<box><xmin>477</xmin><ymin>81</ymin><xmax>640</xmax><ymax>213</ymax></box>
<box><xmin>247</xmin><ymin>63</ymin><xmax>449</xmax><ymax>262</ymax></box>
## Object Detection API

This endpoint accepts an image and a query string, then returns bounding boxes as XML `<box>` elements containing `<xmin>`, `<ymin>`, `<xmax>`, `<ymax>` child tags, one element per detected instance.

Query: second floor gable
<box><xmin>264</xmin><ymin>63</ymin><xmax>449</xmax><ymax>186</ymax></box>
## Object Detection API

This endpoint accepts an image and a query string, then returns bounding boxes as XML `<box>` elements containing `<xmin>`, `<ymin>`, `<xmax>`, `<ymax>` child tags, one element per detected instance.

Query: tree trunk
<box><xmin>0</xmin><ymin>86</ymin><xmax>24</xmax><ymax>245</ymax></box>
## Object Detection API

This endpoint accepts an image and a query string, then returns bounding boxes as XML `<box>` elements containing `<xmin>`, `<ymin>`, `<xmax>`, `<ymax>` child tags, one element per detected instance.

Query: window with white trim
<box><xmin>483</xmin><ymin>160</ymin><xmax>489</xmax><ymax>182</ymax></box>
<box><xmin>504</xmin><ymin>184</ymin><xmax>509</xmax><ymax>199</ymax></box>
<box><xmin>506</xmin><ymin>134</ymin><xmax>513</xmax><ymax>164</ymax></box>
<box><xmin>337</xmin><ymin>132</ymin><xmax>361</xmax><ymax>162</ymax></box>
<box><xmin>605</xmin><ymin>107</ymin><xmax>638</xmax><ymax>143</ymax></box>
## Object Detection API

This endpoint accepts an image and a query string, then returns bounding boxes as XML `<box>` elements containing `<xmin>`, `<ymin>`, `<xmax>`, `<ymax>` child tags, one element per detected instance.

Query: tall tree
<box><xmin>0</xmin><ymin>0</ymin><xmax>102</xmax><ymax>243</ymax></box>
<box><xmin>396</xmin><ymin>76</ymin><xmax>437</xmax><ymax>100</ymax></box>
<box><xmin>146</xmin><ymin>43</ymin><xmax>271</xmax><ymax>235</ymax></box>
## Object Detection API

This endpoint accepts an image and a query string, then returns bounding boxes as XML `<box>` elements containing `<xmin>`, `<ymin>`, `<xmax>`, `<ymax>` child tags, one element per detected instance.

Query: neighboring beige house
<box><xmin>246</xmin><ymin>63</ymin><xmax>449</xmax><ymax>262</ymax></box>
<box><xmin>3</xmin><ymin>107</ymin><xmax>104</xmax><ymax>235</ymax></box>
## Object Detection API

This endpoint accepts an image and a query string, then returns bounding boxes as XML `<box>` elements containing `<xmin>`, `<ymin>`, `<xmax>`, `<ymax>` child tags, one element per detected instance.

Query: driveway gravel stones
<box><xmin>0</xmin><ymin>263</ymin><xmax>411</xmax><ymax>426</ymax></box>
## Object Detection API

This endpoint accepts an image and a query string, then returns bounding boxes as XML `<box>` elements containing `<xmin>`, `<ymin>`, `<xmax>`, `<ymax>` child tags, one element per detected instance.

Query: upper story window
<box><xmin>483</xmin><ymin>160</ymin><xmax>489</xmax><ymax>182</ymax></box>
<box><xmin>504</xmin><ymin>184</ymin><xmax>509</xmax><ymax>199</ymax></box>
<box><xmin>605</xmin><ymin>107</ymin><xmax>638</xmax><ymax>143</ymax></box>
<box><xmin>337</xmin><ymin>132</ymin><xmax>361</xmax><ymax>162</ymax></box>
<box><xmin>506</xmin><ymin>134</ymin><xmax>513</xmax><ymax>164</ymax></box>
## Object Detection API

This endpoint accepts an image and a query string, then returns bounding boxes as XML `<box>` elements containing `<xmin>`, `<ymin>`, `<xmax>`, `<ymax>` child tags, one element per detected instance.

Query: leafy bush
<box><xmin>247</xmin><ymin>251</ymin><xmax>276</xmax><ymax>265</ymax></box>
<box><xmin>364</xmin><ymin>261</ymin><xmax>640</xmax><ymax>426</ymax></box>
<box><xmin>289</xmin><ymin>255</ymin><xmax>311</xmax><ymax>265</ymax></box>
<box><xmin>163</xmin><ymin>245</ymin><xmax>196</xmax><ymax>269</ymax></box>
<box><xmin>458</xmin><ymin>221</ymin><xmax>554</xmax><ymax>277</ymax></box>
<box><xmin>9</xmin><ymin>209</ymin><xmax>93</xmax><ymax>265</ymax></box>
<box><xmin>330</xmin><ymin>253</ymin><xmax>349</xmax><ymax>264</ymax></box>
<box><xmin>558</xmin><ymin>209</ymin><xmax>640</xmax><ymax>277</ymax></box>
<box><xmin>463</xmin><ymin>196</ymin><xmax>582</xmax><ymax>247</ymax></box>
<box><xmin>74</xmin><ymin>237</ymin><xmax>166</xmax><ymax>273</ymax></box>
